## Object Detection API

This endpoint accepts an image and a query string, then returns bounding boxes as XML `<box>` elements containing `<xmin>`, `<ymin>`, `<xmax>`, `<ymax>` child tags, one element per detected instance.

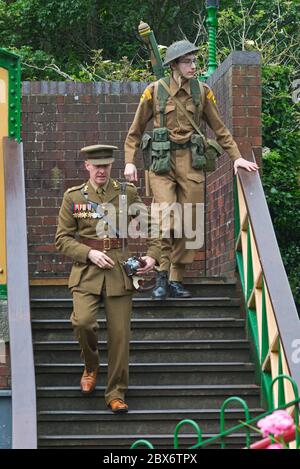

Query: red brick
<box><xmin>232</xmin><ymin>117</ymin><xmax>261</xmax><ymax>127</ymax></box>
<box><xmin>248</xmin><ymin>127</ymin><xmax>262</xmax><ymax>137</ymax></box>
<box><xmin>232</xmin><ymin>106</ymin><xmax>248</xmax><ymax>117</ymax></box>
<box><xmin>234</xmin><ymin>127</ymin><xmax>248</xmax><ymax>137</ymax></box>
<box><xmin>232</xmin><ymin>86</ymin><xmax>247</xmax><ymax>96</ymax></box>
<box><xmin>247</xmin><ymin>86</ymin><xmax>262</xmax><ymax>96</ymax></box>
<box><xmin>247</xmin><ymin>107</ymin><xmax>261</xmax><ymax>117</ymax></box>
<box><xmin>232</xmin><ymin>76</ymin><xmax>248</xmax><ymax>86</ymax></box>
<box><xmin>249</xmin><ymin>136</ymin><xmax>262</xmax><ymax>146</ymax></box>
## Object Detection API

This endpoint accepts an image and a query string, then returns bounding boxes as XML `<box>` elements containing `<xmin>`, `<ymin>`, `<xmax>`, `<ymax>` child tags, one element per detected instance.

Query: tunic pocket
<box><xmin>186</xmin><ymin>171</ymin><xmax>205</xmax><ymax>184</ymax></box>
<box><xmin>68</xmin><ymin>263</ymin><xmax>88</xmax><ymax>289</ymax></box>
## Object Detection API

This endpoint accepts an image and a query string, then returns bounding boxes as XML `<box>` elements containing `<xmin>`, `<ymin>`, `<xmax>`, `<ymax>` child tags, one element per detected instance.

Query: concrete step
<box><xmin>37</xmin><ymin>432</ymin><xmax>259</xmax><ymax>449</ymax></box>
<box><xmin>31</xmin><ymin>318</ymin><xmax>246</xmax><ymax>341</ymax></box>
<box><xmin>33</xmin><ymin>339</ymin><xmax>251</xmax><ymax>363</ymax></box>
<box><xmin>30</xmin><ymin>297</ymin><xmax>242</xmax><ymax>320</ymax></box>
<box><xmin>30</xmin><ymin>278</ymin><xmax>239</xmax><ymax>301</ymax></box>
<box><xmin>36</xmin><ymin>384</ymin><xmax>261</xmax><ymax>411</ymax></box>
<box><xmin>37</xmin><ymin>408</ymin><xmax>264</xmax><ymax>436</ymax></box>
<box><xmin>35</xmin><ymin>362</ymin><xmax>256</xmax><ymax>387</ymax></box>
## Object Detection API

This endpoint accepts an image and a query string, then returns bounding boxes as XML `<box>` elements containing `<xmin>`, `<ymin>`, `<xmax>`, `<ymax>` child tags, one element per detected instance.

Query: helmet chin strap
<box><xmin>172</xmin><ymin>65</ymin><xmax>189</xmax><ymax>87</ymax></box>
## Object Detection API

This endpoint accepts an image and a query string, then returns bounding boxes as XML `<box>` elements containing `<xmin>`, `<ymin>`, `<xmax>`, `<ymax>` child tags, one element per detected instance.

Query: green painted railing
<box><xmin>130</xmin><ymin>375</ymin><xmax>300</xmax><ymax>449</ymax></box>
<box><xmin>131</xmin><ymin>153</ymin><xmax>300</xmax><ymax>450</ymax></box>
<box><xmin>234</xmin><ymin>156</ymin><xmax>300</xmax><ymax>412</ymax></box>
<box><xmin>0</xmin><ymin>48</ymin><xmax>21</xmax><ymax>300</ymax></box>
<box><xmin>0</xmin><ymin>48</ymin><xmax>21</xmax><ymax>142</ymax></box>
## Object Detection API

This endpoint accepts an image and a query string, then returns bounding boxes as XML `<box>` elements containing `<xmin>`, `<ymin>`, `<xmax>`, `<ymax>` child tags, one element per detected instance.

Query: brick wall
<box><xmin>205</xmin><ymin>51</ymin><xmax>262</xmax><ymax>278</ymax></box>
<box><xmin>22</xmin><ymin>51</ymin><xmax>261</xmax><ymax>281</ymax></box>
<box><xmin>22</xmin><ymin>82</ymin><xmax>207</xmax><ymax>279</ymax></box>
<box><xmin>22</xmin><ymin>82</ymin><xmax>147</xmax><ymax>278</ymax></box>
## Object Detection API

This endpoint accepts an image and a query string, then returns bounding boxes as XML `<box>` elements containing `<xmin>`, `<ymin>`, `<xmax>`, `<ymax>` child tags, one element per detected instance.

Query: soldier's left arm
<box><xmin>202</xmin><ymin>84</ymin><xmax>242</xmax><ymax>162</ymax></box>
<box><xmin>202</xmin><ymin>84</ymin><xmax>259</xmax><ymax>172</ymax></box>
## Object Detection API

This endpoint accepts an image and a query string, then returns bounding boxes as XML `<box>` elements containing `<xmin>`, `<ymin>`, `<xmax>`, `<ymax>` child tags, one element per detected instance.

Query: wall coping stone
<box><xmin>22</xmin><ymin>80</ymin><xmax>149</xmax><ymax>95</ymax></box>
<box><xmin>207</xmin><ymin>51</ymin><xmax>261</xmax><ymax>87</ymax></box>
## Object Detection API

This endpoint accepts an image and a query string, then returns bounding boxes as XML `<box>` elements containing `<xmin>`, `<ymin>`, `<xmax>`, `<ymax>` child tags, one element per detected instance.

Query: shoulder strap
<box><xmin>157</xmin><ymin>76</ymin><xmax>170</xmax><ymax>127</ymax></box>
<box><xmin>67</xmin><ymin>182</ymin><xmax>85</xmax><ymax>194</ymax></box>
<box><xmin>158</xmin><ymin>78</ymin><xmax>207</xmax><ymax>141</ymax></box>
<box><xmin>190</xmin><ymin>78</ymin><xmax>205</xmax><ymax>125</ymax></box>
<box><xmin>190</xmin><ymin>78</ymin><xmax>200</xmax><ymax>107</ymax></box>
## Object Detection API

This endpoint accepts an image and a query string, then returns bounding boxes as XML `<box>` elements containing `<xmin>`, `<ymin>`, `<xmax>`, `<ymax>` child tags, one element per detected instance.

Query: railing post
<box><xmin>220</xmin><ymin>397</ymin><xmax>251</xmax><ymax>449</ymax></box>
<box><xmin>268</xmin><ymin>375</ymin><xmax>300</xmax><ymax>448</ymax></box>
<box><xmin>174</xmin><ymin>419</ymin><xmax>202</xmax><ymax>449</ymax></box>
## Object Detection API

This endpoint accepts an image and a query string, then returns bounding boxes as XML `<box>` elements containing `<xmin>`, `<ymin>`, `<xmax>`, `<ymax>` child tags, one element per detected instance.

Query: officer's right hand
<box><xmin>124</xmin><ymin>163</ymin><xmax>138</xmax><ymax>182</ymax></box>
<box><xmin>87</xmin><ymin>249</ymin><xmax>115</xmax><ymax>269</ymax></box>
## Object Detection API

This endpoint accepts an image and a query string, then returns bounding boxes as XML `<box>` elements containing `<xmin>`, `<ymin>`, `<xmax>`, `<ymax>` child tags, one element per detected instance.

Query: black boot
<box><xmin>169</xmin><ymin>281</ymin><xmax>192</xmax><ymax>298</ymax></box>
<box><xmin>151</xmin><ymin>271</ymin><xmax>169</xmax><ymax>300</ymax></box>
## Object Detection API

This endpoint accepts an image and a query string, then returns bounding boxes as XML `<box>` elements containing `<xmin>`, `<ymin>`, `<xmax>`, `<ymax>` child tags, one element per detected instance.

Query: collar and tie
<box><xmin>97</xmin><ymin>186</ymin><xmax>105</xmax><ymax>196</ymax></box>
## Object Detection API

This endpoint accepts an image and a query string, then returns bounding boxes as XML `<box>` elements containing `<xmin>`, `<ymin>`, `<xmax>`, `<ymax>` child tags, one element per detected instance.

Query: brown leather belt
<box><xmin>78</xmin><ymin>237</ymin><xmax>125</xmax><ymax>251</ymax></box>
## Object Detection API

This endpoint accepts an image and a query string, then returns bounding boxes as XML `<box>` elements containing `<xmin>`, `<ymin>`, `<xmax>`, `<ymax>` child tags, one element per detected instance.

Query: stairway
<box><xmin>30</xmin><ymin>279</ymin><xmax>264</xmax><ymax>449</ymax></box>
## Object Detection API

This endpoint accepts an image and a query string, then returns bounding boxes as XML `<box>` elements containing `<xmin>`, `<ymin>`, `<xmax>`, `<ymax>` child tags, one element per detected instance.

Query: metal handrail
<box><xmin>234</xmin><ymin>151</ymin><xmax>300</xmax><ymax>409</ymax></box>
<box><xmin>220</xmin><ymin>397</ymin><xmax>251</xmax><ymax>448</ymax></box>
<box><xmin>130</xmin><ymin>375</ymin><xmax>300</xmax><ymax>449</ymax></box>
<box><xmin>3</xmin><ymin>137</ymin><xmax>37</xmax><ymax>448</ymax></box>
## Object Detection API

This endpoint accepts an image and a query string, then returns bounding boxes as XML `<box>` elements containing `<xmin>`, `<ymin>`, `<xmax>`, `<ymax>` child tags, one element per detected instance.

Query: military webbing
<box><xmin>157</xmin><ymin>76</ymin><xmax>204</xmax><ymax>127</ymax></box>
<box><xmin>159</xmin><ymin>78</ymin><xmax>207</xmax><ymax>143</ymax></box>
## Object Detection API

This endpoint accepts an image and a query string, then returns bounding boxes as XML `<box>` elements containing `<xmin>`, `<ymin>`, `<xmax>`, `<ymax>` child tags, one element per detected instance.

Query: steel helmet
<box><xmin>163</xmin><ymin>40</ymin><xmax>199</xmax><ymax>66</ymax></box>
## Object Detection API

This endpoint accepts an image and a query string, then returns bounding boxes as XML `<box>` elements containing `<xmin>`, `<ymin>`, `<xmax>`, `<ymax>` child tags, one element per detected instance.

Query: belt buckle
<box><xmin>103</xmin><ymin>237</ymin><xmax>111</xmax><ymax>251</ymax></box>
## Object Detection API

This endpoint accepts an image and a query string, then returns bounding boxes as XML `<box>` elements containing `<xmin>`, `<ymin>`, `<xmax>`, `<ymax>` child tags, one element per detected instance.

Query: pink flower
<box><xmin>257</xmin><ymin>410</ymin><xmax>294</xmax><ymax>437</ymax></box>
<box><xmin>266</xmin><ymin>443</ymin><xmax>284</xmax><ymax>449</ymax></box>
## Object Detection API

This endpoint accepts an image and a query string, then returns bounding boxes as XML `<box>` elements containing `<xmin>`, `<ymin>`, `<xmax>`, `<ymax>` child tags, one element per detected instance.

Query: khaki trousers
<box><xmin>149</xmin><ymin>148</ymin><xmax>205</xmax><ymax>282</ymax></box>
<box><xmin>71</xmin><ymin>288</ymin><xmax>132</xmax><ymax>405</ymax></box>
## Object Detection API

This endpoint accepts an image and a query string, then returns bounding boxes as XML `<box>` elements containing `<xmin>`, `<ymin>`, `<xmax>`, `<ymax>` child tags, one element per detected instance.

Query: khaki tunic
<box><xmin>55</xmin><ymin>178</ymin><xmax>161</xmax><ymax>296</ymax></box>
<box><xmin>124</xmin><ymin>76</ymin><xmax>241</xmax><ymax>280</ymax></box>
<box><xmin>55</xmin><ymin>178</ymin><xmax>161</xmax><ymax>404</ymax></box>
<box><xmin>124</xmin><ymin>76</ymin><xmax>241</xmax><ymax>164</ymax></box>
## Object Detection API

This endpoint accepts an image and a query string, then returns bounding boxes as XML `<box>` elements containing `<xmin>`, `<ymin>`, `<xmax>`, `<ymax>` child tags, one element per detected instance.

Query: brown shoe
<box><xmin>80</xmin><ymin>367</ymin><xmax>98</xmax><ymax>394</ymax></box>
<box><xmin>108</xmin><ymin>398</ymin><xmax>128</xmax><ymax>414</ymax></box>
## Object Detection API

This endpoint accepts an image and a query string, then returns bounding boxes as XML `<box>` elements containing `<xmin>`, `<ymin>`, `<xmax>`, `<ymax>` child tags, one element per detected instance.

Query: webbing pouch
<box><xmin>141</xmin><ymin>133</ymin><xmax>152</xmax><ymax>170</ymax></box>
<box><xmin>204</xmin><ymin>138</ymin><xmax>223</xmax><ymax>172</ymax></box>
<box><xmin>150</xmin><ymin>127</ymin><xmax>171</xmax><ymax>174</ymax></box>
<box><xmin>190</xmin><ymin>133</ymin><xmax>206</xmax><ymax>170</ymax></box>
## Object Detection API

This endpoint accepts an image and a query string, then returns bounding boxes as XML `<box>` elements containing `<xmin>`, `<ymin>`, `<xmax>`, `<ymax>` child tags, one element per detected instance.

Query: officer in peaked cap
<box><xmin>124</xmin><ymin>39</ymin><xmax>258</xmax><ymax>300</ymax></box>
<box><xmin>55</xmin><ymin>144</ymin><xmax>160</xmax><ymax>413</ymax></box>
<box><xmin>82</xmin><ymin>144</ymin><xmax>117</xmax><ymax>164</ymax></box>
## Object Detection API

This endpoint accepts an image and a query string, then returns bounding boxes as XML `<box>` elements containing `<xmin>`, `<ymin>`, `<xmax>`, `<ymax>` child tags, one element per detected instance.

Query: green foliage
<box><xmin>2</xmin><ymin>0</ymin><xmax>300</xmax><ymax>81</ymax></box>
<box><xmin>73</xmin><ymin>50</ymin><xmax>155</xmax><ymax>82</ymax></box>
<box><xmin>261</xmin><ymin>65</ymin><xmax>300</xmax><ymax>307</ymax></box>
<box><xmin>0</xmin><ymin>0</ymin><xmax>206</xmax><ymax>80</ymax></box>
<box><xmin>217</xmin><ymin>0</ymin><xmax>300</xmax><ymax>66</ymax></box>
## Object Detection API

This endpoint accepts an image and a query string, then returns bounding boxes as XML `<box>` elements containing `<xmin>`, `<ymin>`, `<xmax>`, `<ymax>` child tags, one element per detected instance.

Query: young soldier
<box><xmin>55</xmin><ymin>145</ymin><xmax>160</xmax><ymax>413</ymax></box>
<box><xmin>124</xmin><ymin>40</ymin><xmax>258</xmax><ymax>299</ymax></box>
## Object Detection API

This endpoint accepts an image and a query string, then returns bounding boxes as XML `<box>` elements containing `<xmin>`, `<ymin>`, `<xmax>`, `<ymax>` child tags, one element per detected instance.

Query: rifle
<box><xmin>138</xmin><ymin>21</ymin><xmax>165</xmax><ymax>195</ymax></box>
<box><xmin>138</xmin><ymin>21</ymin><xmax>165</xmax><ymax>80</ymax></box>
